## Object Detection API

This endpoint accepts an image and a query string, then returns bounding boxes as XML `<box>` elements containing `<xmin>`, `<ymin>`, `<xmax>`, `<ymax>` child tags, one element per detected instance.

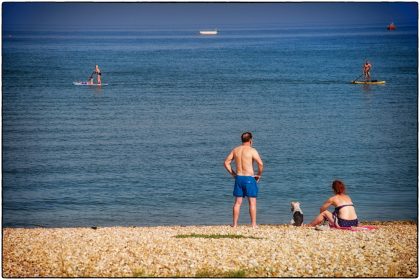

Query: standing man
<box><xmin>94</xmin><ymin>65</ymin><xmax>102</xmax><ymax>85</ymax></box>
<box><xmin>88</xmin><ymin>65</ymin><xmax>101</xmax><ymax>85</ymax></box>
<box><xmin>224</xmin><ymin>132</ymin><xmax>264</xmax><ymax>228</ymax></box>
<box><xmin>363</xmin><ymin>60</ymin><xmax>372</xmax><ymax>81</ymax></box>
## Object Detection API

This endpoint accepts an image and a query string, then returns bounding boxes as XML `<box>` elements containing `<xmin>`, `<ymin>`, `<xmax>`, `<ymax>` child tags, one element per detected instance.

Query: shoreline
<box><xmin>3</xmin><ymin>219</ymin><xmax>416</xmax><ymax>229</ymax></box>
<box><xmin>3</xmin><ymin>221</ymin><xmax>417</xmax><ymax>277</ymax></box>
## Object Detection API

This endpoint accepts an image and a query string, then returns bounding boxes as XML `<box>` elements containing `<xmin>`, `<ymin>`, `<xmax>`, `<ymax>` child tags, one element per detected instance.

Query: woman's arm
<box><xmin>319</xmin><ymin>197</ymin><xmax>333</xmax><ymax>213</ymax></box>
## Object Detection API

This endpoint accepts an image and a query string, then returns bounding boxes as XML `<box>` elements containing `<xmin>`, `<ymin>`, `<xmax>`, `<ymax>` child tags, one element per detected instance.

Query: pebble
<box><xmin>2</xmin><ymin>221</ymin><xmax>417</xmax><ymax>277</ymax></box>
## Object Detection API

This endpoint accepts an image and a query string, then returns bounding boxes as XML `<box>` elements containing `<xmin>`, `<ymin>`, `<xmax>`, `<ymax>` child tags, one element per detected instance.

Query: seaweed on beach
<box><xmin>174</xmin><ymin>233</ymin><xmax>262</xmax><ymax>239</ymax></box>
<box><xmin>195</xmin><ymin>268</ymin><xmax>247</xmax><ymax>277</ymax></box>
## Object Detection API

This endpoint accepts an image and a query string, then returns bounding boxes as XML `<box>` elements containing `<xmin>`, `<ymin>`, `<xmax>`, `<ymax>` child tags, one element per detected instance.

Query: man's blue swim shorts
<box><xmin>233</xmin><ymin>176</ymin><xmax>258</xmax><ymax>197</ymax></box>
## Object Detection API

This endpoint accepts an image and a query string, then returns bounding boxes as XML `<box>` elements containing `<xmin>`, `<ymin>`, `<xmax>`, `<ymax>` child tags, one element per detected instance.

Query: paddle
<box><xmin>352</xmin><ymin>73</ymin><xmax>364</xmax><ymax>83</ymax></box>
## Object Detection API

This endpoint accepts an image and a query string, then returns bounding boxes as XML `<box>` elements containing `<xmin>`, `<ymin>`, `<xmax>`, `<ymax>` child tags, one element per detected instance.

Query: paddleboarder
<box><xmin>94</xmin><ymin>65</ymin><xmax>101</xmax><ymax>84</ymax></box>
<box><xmin>88</xmin><ymin>65</ymin><xmax>101</xmax><ymax>85</ymax></box>
<box><xmin>363</xmin><ymin>60</ymin><xmax>372</xmax><ymax>81</ymax></box>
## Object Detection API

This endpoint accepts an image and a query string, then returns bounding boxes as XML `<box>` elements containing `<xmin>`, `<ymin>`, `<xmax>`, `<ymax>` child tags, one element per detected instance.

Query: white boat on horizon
<box><xmin>199</xmin><ymin>30</ymin><xmax>218</xmax><ymax>35</ymax></box>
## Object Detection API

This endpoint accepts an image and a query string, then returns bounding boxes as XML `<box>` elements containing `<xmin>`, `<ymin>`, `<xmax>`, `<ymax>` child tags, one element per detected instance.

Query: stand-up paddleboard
<box><xmin>352</xmin><ymin>80</ymin><xmax>386</xmax><ymax>85</ymax></box>
<box><xmin>73</xmin><ymin>81</ymin><xmax>108</xmax><ymax>86</ymax></box>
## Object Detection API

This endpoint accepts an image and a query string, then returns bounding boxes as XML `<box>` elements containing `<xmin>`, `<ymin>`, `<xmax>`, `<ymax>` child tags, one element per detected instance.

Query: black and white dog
<box><xmin>290</xmin><ymin>202</ymin><xmax>304</xmax><ymax>226</ymax></box>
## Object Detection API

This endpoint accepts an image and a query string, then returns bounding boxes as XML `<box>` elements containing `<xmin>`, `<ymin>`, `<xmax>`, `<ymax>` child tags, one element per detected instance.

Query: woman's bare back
<box><xmin>332</xmin><ymin>194</ymin><xmax>357</xmax><ymax>220</ymax></box>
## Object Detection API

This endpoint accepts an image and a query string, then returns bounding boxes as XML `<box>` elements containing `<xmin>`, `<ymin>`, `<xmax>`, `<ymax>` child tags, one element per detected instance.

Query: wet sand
<box><xmin>3</xmin><ymin>221</ymin><xmax>417</xmax><ymax>277</ymax></box>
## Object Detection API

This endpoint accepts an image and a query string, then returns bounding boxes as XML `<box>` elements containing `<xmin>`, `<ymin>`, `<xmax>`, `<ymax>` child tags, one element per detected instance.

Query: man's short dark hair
<box><xmin>241</xmin><ymin>132</ymin><xmax>253</xmax><ymax>143</ymax></box>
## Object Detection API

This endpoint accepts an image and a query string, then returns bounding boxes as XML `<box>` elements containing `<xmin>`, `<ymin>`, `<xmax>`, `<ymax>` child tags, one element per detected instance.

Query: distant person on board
<box><xmin>308</xmin><ymin>180</ymin><xmax>359</xmax><ymax>228</ymax></box>
<box><xmin>94</xmin><ymin>65</ymin><xmax>101</xmax><ymax>84</ymax></box>
<box><xmin>224</xmin><ymin>132</ymin><xmax>264</xmax><ymax>228</ymax></box>
<box><xmin>363</xmin><ymin>60</ymin><xmax>372</xmax><ymax>81</ymax></box>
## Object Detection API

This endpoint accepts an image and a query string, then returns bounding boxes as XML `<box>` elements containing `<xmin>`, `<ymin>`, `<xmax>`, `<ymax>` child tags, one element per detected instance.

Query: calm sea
<box><xmin>2</xmin><ymin>25</ymin><xmax>418</xmax><ymax>227</ymax></box>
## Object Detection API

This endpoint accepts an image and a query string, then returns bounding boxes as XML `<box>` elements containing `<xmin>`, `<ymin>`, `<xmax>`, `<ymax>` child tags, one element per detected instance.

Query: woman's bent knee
<box><xmin>321</xmin><ymin>210</ymin><xmax>331</xmax><ymax>217</ymax></box>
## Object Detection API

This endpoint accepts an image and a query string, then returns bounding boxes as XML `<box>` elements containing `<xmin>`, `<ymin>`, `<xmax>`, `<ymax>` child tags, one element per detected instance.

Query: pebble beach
<box><xmin>3</xmin><ymin>221</ymin><xmax>417</xmax><ymax>277</ymax></box>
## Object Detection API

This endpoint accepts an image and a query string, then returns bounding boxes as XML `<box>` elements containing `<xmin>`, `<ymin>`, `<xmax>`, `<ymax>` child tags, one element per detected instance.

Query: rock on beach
<box><xmin>2</xmin><ymin>221</ymin><xmax>417</xmax><ymax>277</ymax></box>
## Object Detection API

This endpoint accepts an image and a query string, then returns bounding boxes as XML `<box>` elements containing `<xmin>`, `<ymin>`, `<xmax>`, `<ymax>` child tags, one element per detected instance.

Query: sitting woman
<box><xmin>309</xmin><ymin>180</ymin><xmax>358</xmax><ymax>228</ymax></box>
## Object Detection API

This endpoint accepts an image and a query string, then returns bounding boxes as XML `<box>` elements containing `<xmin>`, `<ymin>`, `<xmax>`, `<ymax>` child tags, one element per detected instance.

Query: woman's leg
<box><xmin>308</xmin><ymin>210</ymin><xmax>334</xmax><ymax>226</ymax></box>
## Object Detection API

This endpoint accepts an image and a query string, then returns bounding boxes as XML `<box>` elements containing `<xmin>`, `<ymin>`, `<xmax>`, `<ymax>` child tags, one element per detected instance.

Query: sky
<box><xmin>2</xmin><ymin>2</ymin><xmax>418</xmax><ymax>31</ymax></box>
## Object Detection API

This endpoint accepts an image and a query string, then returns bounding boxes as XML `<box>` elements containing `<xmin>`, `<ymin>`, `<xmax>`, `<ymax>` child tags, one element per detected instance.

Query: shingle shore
<box><xmin>3</xmin><ymin>221</ymin><xmax>417</xmax><ymax>277</ymax></box>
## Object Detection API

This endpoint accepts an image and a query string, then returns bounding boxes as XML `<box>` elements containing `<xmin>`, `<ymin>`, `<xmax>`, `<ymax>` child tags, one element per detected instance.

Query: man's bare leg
<box><xmin>232</xmin><ymin>197</ymin><xmax>242</xmax><ymax>227</ymax></box>
<box><xmin>248</xmin><ymin>197</ymin><xmax>257</xmax><ymax>228</ymax></box>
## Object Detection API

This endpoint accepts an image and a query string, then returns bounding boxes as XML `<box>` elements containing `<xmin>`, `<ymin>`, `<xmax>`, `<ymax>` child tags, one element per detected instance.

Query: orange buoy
<box><xmin>387</xmin><ymin>22</ymin><xmax>396</xmax><ymax>30</ymax></box>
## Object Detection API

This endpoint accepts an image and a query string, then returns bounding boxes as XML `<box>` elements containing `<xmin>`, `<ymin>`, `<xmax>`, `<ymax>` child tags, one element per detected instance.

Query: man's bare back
<box><xmin>229</xmin><ymin>145</ymin><xmax>262</xmax><ymax>177</ymax></box>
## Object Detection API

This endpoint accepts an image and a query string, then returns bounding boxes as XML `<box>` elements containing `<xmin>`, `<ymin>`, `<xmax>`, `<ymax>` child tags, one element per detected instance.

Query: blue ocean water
<box><xmin>2</xmin><ymin>25</ymin><xmax>418</xmax><ymax>227</ymax></box>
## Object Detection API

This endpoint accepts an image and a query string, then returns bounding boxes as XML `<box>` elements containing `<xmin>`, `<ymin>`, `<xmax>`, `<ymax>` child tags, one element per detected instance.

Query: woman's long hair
<box><xmin>332</xmin><ymin>180</ymin><xmax>346</xmax><ymax>194</ymax></box>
